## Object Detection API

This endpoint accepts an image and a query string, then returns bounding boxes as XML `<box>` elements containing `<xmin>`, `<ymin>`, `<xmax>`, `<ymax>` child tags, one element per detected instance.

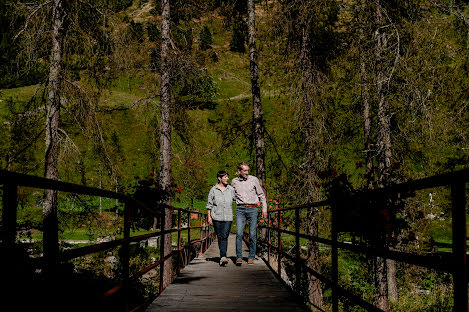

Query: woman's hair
<box><xmin>216</xmin><ymin>170</ymin><xmax>228</xmax><ymax>181</ymax></box>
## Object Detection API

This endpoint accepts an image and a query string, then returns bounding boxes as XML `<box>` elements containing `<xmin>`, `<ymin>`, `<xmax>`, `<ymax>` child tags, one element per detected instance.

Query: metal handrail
<box><xmin>255</xmin><ymin>169</ymin><xmax>468</xmax><ymax>312</ymax></box>
<box><xmin>0</xmin><ymin>169</ymin><xmax>215</xmax><ymax>311</ymax></box>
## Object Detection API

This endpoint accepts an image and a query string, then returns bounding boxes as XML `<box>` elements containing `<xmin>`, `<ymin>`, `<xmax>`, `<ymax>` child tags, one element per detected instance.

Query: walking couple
<box><xmin>206</xmin><ymin>161</ymin><xmax>267</xmax><ymax>266</ymax></box>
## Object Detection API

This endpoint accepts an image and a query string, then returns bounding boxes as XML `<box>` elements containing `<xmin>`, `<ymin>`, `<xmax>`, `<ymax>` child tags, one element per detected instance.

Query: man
<box><xmin>231</xmin><ymin>161</ymin><xmax>267</xmax><ymax>265</ymax></box>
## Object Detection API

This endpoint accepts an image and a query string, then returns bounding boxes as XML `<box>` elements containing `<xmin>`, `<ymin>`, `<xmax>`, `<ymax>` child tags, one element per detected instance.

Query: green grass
<box><xmin>98</xmin><ymin>89</ymin><xmax>145</xmax><ymax>108</ymax></box>
<box><xmin>171</xmin><ymin>198</ymin><xmax>207</xmax><ymax>211</ymax></box>
<box><xmin>0</xmin><ymin>84</ymin><xmax>40</xmax><ymax>102</ymax></box>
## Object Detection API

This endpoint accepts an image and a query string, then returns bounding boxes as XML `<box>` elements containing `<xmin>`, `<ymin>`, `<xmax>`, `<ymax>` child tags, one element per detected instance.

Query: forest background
<box><xmin>0</xmin><ymin>0</ymin><xmax>467</xmax><ymax>310</ymax></box>
<box><xmin>1</xmin><ymin>0</ymin><xmax>467</xmax><ymax>204</ymax></box>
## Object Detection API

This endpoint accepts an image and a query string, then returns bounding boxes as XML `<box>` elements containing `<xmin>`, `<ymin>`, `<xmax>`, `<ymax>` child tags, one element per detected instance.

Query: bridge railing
<box><xmin>0</xmin><ymin>169</ymin><xmax>214</xmax><ymax>311</ymax></box>
<box><xmin>255</xmin><ymin>169</ymin><xmax>467</xmax><ymax>312</ymax></box>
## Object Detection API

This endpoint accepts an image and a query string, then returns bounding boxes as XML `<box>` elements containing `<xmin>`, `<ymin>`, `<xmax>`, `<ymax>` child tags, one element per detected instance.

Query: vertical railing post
<box><xmin>199</xmin><ymin>213</ymin><xmax>204</xmax><ymax>257</ymax></box>
<box><xmin>43</xmin><ymin>190</ymin><xmax>59</xmax><ymax>278</ymax></box>
<box><xmin>331</xmin><ymin>203</ymin><xmax>339</xmax><ymax>312</ymax></box>
<box><xmin>277</xmin><ymin>209</ymin><xmax>282</xmax><ymax>276</ymax></box>
<box><xmin>177</xmin><ymin>209</ymin><xmax>182</xmax><ymax>274</ymax></box>
<box><xmin>159</xmin><ymin>206</ymin><xmax>166</xmax><ymax>293</ymax></box>
<box><xmin>202</xmin><ymin>214</ymin><xmax>206</xmax><ymax>252</ymax></box>
<box><xmin>210</xmin><ymin>215</ymin><xmax>214</xmax><ymax>246</ymax></box>
<box><xmin>122</xmin><ymin>200</ymin><xmax>131</xmax><ymax>312</ymax></box>
<box><xmin>268</xmin><ymin>211</ymin><xmax>271</xmax><ymax>265</ymax></box>
<box><xmin>187</xmin><ymin>211</ymin><xmax>191</xmax><ymax>264</ymax></box>
<box><xmin>295</xmin><ymin>206</ymin><xmax>300</xmax><ymax>292</ymax></box>
<box><xmin>451</xmin><ymin>179</ymin><xmax>467</xmax><ymax>312</ymax></box>
<box><xmin>2</xmin><ymin>183</ymin><xmax>18</xmax><ymax>249</ymax></box>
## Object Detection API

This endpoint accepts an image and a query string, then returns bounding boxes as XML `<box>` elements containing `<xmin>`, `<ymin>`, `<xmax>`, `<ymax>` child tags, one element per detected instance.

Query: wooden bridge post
<box><xmin>2</xmin><ymin>183</ymin><xmax>17</xmax><ymax>249</ymax></box>
<box><xmin>277</xmin><ymin>210</ymin><xmax>282</xmax><ymax>276</ymax></box>
<box><xmin>159</xmin><ymin>207</ymin><xmax>166</xmax><ymax>293</ymax></box>
<box><xmin>187</xmin><ymin>211</ymin><xmax>191</xmax><ymax>263</ymax></box>
<box><xmin>451</xmin><ymin>179</ymin><xmax>467</xmax><ymax>312</ymax></box>
<box><xmin>268</xmin><ymin>212</ymin><xmax>271</xmax><ymax>265</ymax></box>
<box><xmin>123</xmin><ymin>201</ymin><xmax>131</xmax><ymax>312</ymax></box>
<box><xmin>331</xmin><ymin>202</ymin><xmax>339</xmax><ymax>312</ymax></box>
<box><xmin>177</xmin><ymin>210</ymin><xmax>182</xmax><ymax>273</ymax></box>
<box><xmin>295</xmin><ymin>206</ymin><xmax>300</xmax><ymax>292</ymax></box>
<box><xmin>199</xmin><ymin>213</ymin><xmax>204</xmax><ymax>257</ymax></box>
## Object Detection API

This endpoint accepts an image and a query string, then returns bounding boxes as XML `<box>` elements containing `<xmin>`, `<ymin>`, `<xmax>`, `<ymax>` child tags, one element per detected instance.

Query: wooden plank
<box><xmin>451</xmin><ymin>179</ymin><xmax>468</xmax><ymax>312</ymax></box>
<box><xmin>2</xmin><ymin>183</ymin><xmax>17</xmax><ymax>248</ymax></box>
<box><xmin>146</xmin><ymin>234</ymin><xmax>307</xmax><ymax>312</ymax></box>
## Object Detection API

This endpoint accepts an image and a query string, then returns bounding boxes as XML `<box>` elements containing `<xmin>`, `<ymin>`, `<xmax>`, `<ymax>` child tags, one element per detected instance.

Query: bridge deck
<box><xmin>146</xmin><ymin>234</ymin><xmax>307</xmax><ymax>311</ymax></box>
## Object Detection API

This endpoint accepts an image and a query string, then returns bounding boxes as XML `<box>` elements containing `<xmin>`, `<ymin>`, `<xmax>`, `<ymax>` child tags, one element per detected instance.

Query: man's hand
<box><xmin>262</xmin><ymin>211</ymin><xmax>267</xmax><ymax>219</ymax></box>
<box><xmin>208</xmin><ymin>215</ymin><xmax>213</xmax><ymax>225</ymax></box>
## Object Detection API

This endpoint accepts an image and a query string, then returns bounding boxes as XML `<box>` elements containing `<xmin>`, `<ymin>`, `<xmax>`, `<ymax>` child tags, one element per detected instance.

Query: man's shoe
<box><xmin>236</xmin><ymin>258</ymin><xmax>243</xmax><ymax>266</ymax></box>
<box><xmin>220</xmin><ymin>257</ymin><xmax>229</xmax><ymax>266</ymax></box>
<box><xmin>248</xmin><ymin>259</ymin><xmax>254</xmax><ymax>265</ymax></box>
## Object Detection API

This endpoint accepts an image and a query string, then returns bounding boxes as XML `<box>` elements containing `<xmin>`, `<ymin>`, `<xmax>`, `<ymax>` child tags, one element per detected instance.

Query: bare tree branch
<box><xmin>13</xmin><ymin>1</ymin><xmax>52</xmax><ymax>41</ymax></box>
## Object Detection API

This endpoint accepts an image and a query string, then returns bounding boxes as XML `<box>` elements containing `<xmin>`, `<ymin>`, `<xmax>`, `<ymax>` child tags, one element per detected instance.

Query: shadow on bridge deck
<box><xmin>146</xmin><ymin>234</ymin><xmax>307</xmax><ymax>312</ymax></box>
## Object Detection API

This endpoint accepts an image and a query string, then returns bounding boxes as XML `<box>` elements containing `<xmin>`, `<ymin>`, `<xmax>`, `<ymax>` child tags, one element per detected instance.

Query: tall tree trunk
<box><xmin>248</xmin><ymin>0</ymin><xmax>266</xmax><ymax>190</ymax></box>
<box><xmin>374</xmin><ymin>1</ymin><xmax>391</xmax><ymax>310</ymax></box>
<box><xmin>160</xmin><ymin>0</ymin><xmax>173</xmax><ymax>290</ymax></box>
<box><xmin>387</xmin><ymin>259</ymin><xmax>398</xmax><ymax>302</ymax></box>
<box><xmin>43</xmin><ymin>0</ymin><xmax>64</xmax><ymax>276</ymax></box>
<box><xmin>375</xmin><ymin>257</ymin><xmax>389</xmax><ymax>311</ymax></box>
<box><xmin>358</xmin><ymin>0</ymin><xmax>373</xmax><ymax>188</ymax></box>
<box><xmin>361</xmin><ymin>55</ymin><xmax>373</xmax><ymax>188</ymax></box>
<box><xmin>375</xmin><ymin>1</ymin><xmax>392</xmax><ymax>189</ymax></box>
<box><xmin>247</xmin><ymin>0</ymin><xmax>267</xmax><ymax>243</ymax></box>
<box><xmin>300</xmin><ymin>12</ymin><xmax>323</xmax><ymax>310</ymax></box>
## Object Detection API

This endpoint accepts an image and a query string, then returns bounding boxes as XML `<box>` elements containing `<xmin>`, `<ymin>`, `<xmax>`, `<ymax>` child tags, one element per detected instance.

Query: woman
<box><xmin>206</xmin><ymin>170</ymin><xmax>235</xmax><ymax>266</ymax></box>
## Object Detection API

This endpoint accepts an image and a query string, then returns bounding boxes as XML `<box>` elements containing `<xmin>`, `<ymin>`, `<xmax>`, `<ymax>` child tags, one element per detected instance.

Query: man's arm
<box><xmin>253</xmin><ymin>177</ymin><xmax>268</xmax><ymax>218</ymax></box>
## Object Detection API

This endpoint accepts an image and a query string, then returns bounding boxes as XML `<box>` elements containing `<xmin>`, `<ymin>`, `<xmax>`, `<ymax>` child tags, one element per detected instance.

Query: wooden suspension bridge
<box><xmin>0</xmin><ymin>169</ymin><xmax>467</xmax><ymax>311</ymax></box>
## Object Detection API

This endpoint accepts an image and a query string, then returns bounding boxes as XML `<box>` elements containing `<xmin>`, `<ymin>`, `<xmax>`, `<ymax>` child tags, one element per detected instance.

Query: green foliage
<box><xmin>0</xmin><ymin>96</ymin><xmax>44</xmax><ymax>171</ymax></box>
<box><xmin>1</xmin><ymin>2</ymin><xmax>467</xmax><ymax>310</ymax></box>
<box><xmin>199</xmin><ymin>25</ymin><xmax>213</xmax><ymax>50</ymax></box>
<box><xmin>146</xmin><ymin>23</ymin><xmax>160</xmax><ymax>42</ymax></box>
<box><xmin>229</xmin><ymin>18</ymin><xmax>247</xmax><ymax>53</ymax></box>
<box><xmin>209</xmin><ymin>50</ymin><xmax>219</xmax><ymax>62</ymax></box>
<box><xmin>172</xmin><ymin>26</ymin><xmax>193</xmax><ymax>51</ymax></box>
<box><xmin>149</xmin><ymin>0</ymin><xmax>161</xmax><ymax>16</ymax></box>
<box><xmin>129</xmin><ymin>21</ymin><xmax>145</xmax><ymax>42</ymax></box>
<box><xmin>150</xmin><ymin>48</ymin><xmax>161</xmax><ymax>72</ymax></box>
<box><xmin>110</xmin><ymin>0</ymin><xmax>133</xmax><ymax>12</ymax></box>
<box><xmin>131</xmin><ymin>175</ymin><xmax>169</xmax><ymax>230</ymax></box>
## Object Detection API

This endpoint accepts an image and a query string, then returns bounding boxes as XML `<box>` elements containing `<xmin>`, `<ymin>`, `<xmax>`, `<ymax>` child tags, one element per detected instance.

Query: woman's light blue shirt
<box><xmin>206</xmin><ymin>184</ymin><xmax>234</xmax><ymax>221</ymax></box>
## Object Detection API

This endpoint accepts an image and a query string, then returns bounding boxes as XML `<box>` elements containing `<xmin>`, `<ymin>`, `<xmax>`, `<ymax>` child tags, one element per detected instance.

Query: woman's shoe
<box><xmin>220</xmin><ymin>257</ymin><xmax>229</xmax><ymax>266</ymax></box>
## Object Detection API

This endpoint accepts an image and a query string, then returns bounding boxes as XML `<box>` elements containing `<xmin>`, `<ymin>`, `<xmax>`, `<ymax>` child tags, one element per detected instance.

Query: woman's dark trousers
<box><xmin>212</xmin><ymin>220</ymin><xmax>232</xmax><ymax>258</ymax></box>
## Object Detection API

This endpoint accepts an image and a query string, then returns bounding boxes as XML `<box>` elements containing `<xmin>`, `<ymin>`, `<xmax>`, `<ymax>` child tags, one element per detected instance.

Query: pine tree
<box><xmin>159</xmin><ymin>0</ymin><xmax>173</xmax><ymax>289</ymax></box>
<box><xmin>230</xmin><ymin>18</ymin><xmax>247</xmax><ymax>53</ymax></box>
<box><xmin>199</xmin><ymin>25</ymin><xmax>213</xmax><ymax>50</ymax></box>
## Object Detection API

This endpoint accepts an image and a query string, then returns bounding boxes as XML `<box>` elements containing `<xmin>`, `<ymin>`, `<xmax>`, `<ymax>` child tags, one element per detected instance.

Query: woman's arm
<box><xmin>206</xmin><ymin>188</ymin><xmax>214</xmax><ymax>224</ymax></box>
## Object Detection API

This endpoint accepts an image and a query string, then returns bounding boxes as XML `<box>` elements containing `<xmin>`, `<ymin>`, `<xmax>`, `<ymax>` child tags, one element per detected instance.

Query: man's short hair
<box><xmin>238</xmin><ymin>161</ymin><xmax>250</xmax><ymax>170</ymax></box>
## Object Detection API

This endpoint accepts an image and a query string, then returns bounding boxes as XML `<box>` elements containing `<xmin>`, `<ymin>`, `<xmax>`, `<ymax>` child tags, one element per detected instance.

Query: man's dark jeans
<box><xmin>212</xmin><ymin>220</ymin><xmax>232</xmax><ymax>258</ymax></box>
<box><xmin>236</xmin><ymin>206</ymin><xmax>258</xmax><ymax>260</ymax></box>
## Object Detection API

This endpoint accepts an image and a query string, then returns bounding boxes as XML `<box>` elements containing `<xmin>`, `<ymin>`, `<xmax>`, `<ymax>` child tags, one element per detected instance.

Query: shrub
<box><xmin>110</xmin><ymin>0</ymin><xmax>133</xmax><ymax>12</ymax></box>
<box><xmin>146</xmin><ymin>23</ymin><xmax>160</xmax><ymax>42</ymax></box>
<box><xmin>199</xmin><ymin>26</ymin><xmax>213</xmax><ymax>50</ymax></box>
<box><xmin>229</xmin><ymin>18</ymin><xmax>247</xmax><ymax>53</ymax></box>
<box><xmin>209</xmin><ymin>50</ymin><xmax>219</xmax><ymax>63</ymax></box>
<box><xmin>129</xmin><ymin>21</ymin><xmax>145</xmax><ymax>43</ymax></box>
<box><xmin>149</xmin><ymin>0</ymin><xmax>161</xmax><ymax>16</ymax></box>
